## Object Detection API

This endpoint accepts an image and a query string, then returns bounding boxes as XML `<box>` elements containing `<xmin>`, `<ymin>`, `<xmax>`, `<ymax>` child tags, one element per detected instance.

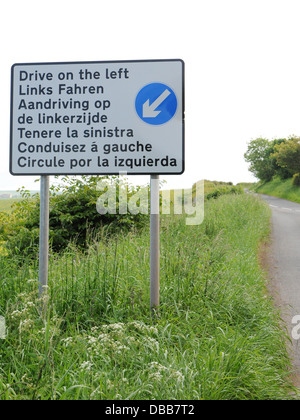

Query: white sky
<box><xmin>1</xmin><ymin>0</ymin><xmax>300</xmax><ymax>191</ymax></box>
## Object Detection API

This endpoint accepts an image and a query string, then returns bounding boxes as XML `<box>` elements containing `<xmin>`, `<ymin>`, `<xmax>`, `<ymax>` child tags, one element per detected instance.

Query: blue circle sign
<box><xmin>135</xmin><ymin>83</ymin><xmax>177</xmax><ymax>125</ymax></box>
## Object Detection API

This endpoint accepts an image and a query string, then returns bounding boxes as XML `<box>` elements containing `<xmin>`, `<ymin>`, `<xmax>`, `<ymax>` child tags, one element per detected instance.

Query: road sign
<box><xmin>135</xmin><ymin>83</ymin><xmax>178</xmax><ymax>125</ymax></box>
<box><xmin>10</xmin><ymin>59</ymin><xmax>184</xmax><ymax>176</ymax></box>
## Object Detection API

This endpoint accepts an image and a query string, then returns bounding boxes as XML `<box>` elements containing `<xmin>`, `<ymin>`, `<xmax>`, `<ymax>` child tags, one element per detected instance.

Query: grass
<box><xmin>255</xmin><ymin>177</ymin><xmax>300</xmax><ymax>203</ymax></box>
<box><xmin>0</xmin><ymin>193</ymin><xmax>296</xmax><ymax>400</ymax></box>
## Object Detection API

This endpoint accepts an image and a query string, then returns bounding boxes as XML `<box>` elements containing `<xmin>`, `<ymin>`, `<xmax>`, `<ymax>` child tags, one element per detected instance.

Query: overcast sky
<box><xmin>1</xmin><ymin>0</ymin><xmax>300</xmax><ymax>191</ymax></box>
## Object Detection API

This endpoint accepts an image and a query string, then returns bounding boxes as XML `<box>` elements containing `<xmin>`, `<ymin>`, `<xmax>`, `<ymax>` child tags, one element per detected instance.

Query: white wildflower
<box><xmin>61</xmin><ymin>337</ymin><xmax>73</xmax><ymax>348</ymax></box>
<box><xmin>171</xmin><ymin>370</ymin><xmax>185</xmax><ymax>383</ymax></box>
<box><xmin>102</xmin><ymin>323</ymin><xmax>124</xmax><ymax>332</ymax></box>
<box><xmin>11</xmin><ymin>310</ymin><xmax>22</xmax><ymax>319</ymax></box>
<box><xmin>91</xmin><ymin>326</ymin><xmax>99</xmax><ymax>333</ymax></box>
<box><xmin>149</xmin><ymin>371</ymin><xmax>163</xmax><ymax>381</ymax></box>
<box><xmin>79</xmin><ymin>361</ymin><xmax>93</xmax><ymax>372</ymax></box>
<box><xmin>149</xmin><ymin>362</ymin><xmax>168</xmax><ymax>371</ymax></box>
<box><xmin>18</xmin><ymin>318</ymin><xmax>33</xmax><ymax>332</ymax></box>
<box><xmin>106</xmin><ymin>379</ymin><xmax>114</xmax><ymax>389</ymax></box>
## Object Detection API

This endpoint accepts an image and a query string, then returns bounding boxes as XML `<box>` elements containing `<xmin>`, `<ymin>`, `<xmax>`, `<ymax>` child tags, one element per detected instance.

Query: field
<box><xmin>0</xmin><ymin>190</ymin><xmax>38</xmax><ymax>213</ymax></box>
<box><xmin>0</xmin><ymin>199</ymin><xmax>21</xmax><ymax>213</ymax></box>
<box><xmin>0</xmin><ymin>190</ymin><xmax>296</xmax><ymax>400</ymax></box>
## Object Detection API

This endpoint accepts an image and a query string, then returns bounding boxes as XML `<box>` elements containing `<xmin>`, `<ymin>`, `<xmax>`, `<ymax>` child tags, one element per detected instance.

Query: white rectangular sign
<box><xmin>10</xmin><ymin>59</ymin><xmax>184</xmax><ymax>175</ymax></box>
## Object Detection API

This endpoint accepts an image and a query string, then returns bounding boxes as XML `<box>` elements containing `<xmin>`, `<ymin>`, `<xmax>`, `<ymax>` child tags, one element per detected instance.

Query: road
<box><xmin>259</xmin><ymin>194</ymin><xmax>300</xmax><ymax>384</ymax></box>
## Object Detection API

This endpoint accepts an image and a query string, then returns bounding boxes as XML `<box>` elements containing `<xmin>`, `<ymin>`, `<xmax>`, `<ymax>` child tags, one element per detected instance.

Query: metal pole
<box><xmin>150</xmin><ymin>175</ymin><xmax>160</xmax><ymax>314</ymax></box>
<box><xmin>39</xmin><ymin>176</ymin><xmax>50</xmax><ymax>302</ymax></box>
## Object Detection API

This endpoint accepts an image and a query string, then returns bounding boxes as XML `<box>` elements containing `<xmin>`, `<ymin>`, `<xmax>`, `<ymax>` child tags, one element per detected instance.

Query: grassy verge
<box><xmin>255</xmin><ymin>177</ymin><xmax>300</xmax><ymax>203</ymax></box>
<box><xmin>0</xmin><ymin>194</ymin><xmax>296</xmax><ymax>400</ymax></box>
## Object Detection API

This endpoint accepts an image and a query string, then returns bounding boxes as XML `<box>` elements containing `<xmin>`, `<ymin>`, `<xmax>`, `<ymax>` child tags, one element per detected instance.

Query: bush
<box><xmin>292</xmin><ymin>173</ymin><xmax>300</xmax><ymax>186</ymax></box>
<box><xmin>2</xmin><ymin>176</ymin><xmax>149</xmax><ymax>257</ymax></box>
<box><xmin>205</xmin><ymin>185</ymin><xmax>243</xmax><ymax>200</ymax></box>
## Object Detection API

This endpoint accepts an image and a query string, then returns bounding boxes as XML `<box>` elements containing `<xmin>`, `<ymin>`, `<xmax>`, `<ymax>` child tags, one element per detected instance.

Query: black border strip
<box><xmin>10</xmin><ymin>59</ymin><xmax>185</xmax><ymax>176</ymax></box>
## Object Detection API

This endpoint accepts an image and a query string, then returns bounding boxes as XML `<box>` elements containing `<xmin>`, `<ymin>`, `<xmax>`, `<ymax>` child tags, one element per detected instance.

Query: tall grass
<box><xmin>0</xmin><ymin>194</ymin><xmax>296</xmax><ymax>400</ymax></box>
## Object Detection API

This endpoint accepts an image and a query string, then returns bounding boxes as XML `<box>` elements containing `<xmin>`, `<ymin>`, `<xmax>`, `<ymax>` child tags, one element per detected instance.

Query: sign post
<box><xmin>39</xmin><ymin>175</ymin><xmax>50</xmax><ymax>309</ymax></box>
<box><xmin>150</xmin><ymin>175</ymin><xmax>160</xmax><ymax>315</ymax></box>
<box><xmin>10</xmin><ymin>59</ymin><xmax>184</xmax><ymax>314</ymax></box>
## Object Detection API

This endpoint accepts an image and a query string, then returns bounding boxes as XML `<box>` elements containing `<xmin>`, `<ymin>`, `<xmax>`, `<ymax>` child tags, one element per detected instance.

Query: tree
<box><xmin>268</xmin><ymin>139</ymin><xmax>292</xmax><ymax>180</ymax></box>
<box><xmin>244</xmin><ymin>137</ymin><xmax>291</xmax><ymax>181</ymax></box>
<box><xmin>244</xmin><ymin>138</ymin><xmax>276</xmax><ymax>181</ymax></box>
<box><xmin>272</xmin><ymin>137</ymin><xmax>300</xmax><ymax>175</ymax></box>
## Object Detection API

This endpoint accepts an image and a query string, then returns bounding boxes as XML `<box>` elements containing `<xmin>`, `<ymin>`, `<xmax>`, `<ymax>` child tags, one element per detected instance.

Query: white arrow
<box><xmin>143</xmin><ymin>89</ymin><xmax>171</xmax><ymax>118</ymax></box>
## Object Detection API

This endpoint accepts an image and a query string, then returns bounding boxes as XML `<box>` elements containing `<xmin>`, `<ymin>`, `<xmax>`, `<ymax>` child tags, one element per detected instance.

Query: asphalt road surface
<box><xmin>259</xmin><ymin>194</ymin><xmax>300</xmax><ymax>385</ymax></box>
